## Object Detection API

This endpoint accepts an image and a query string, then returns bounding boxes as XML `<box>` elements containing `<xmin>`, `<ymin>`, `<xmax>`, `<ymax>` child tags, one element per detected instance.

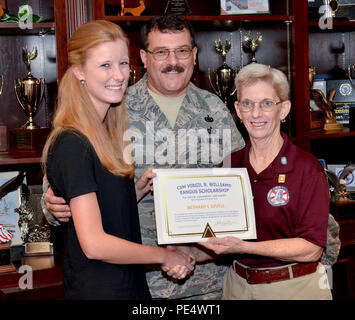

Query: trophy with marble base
<box><xmin>17</xmin><ymin>185</ymin><xmax>53</xmax><ymax>257</ymax></box>
<box><xmin>11</xmin><ymin>47</ymin><xmax>49</xmax><ymax>153</ymax></box>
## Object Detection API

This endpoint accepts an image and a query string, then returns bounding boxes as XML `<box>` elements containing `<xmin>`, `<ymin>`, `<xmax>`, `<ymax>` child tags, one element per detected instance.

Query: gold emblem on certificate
<box><xmin>153</xmin><ymin>168</ymin><xmax>256</xmax><ymax>244</ymax></box>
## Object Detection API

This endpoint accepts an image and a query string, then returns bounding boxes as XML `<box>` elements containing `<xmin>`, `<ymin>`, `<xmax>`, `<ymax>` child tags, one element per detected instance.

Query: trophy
<box><xmin>243</xmin><ymin>31</ymin><xmax>263</xmax><ymax>64</ymax></box>
<box><xmin>309</xmin><ymin>67</ymin><xmax>343</xmax><ymax>133</ymax></box>
<box><xmin>16</xmin><ymin>184</ymin><xmax>53</xmax><ymax>257</ymax></box>
<box><xmin>164</xmin><ymin>0</ymin><xmax>192</xmax><ymax>15</ymax></box>
<box><xmin>208</xmin><ymin>39</ymin><xmax>237</xmax><ymax>106</ymax></box>
<box><xmin>0</xmin><ymin>75</ymin><xmax>7</xmax><ymax>152</ymax></box>
<box><xmin>309</xmin><ymin>66</ymin><xmax>325</xmax><ymax>131</ymax></box>
<box><xmin>11</xmin><ymin>47</ymin><xmax>49</xmax><ymax>152</ymax></box>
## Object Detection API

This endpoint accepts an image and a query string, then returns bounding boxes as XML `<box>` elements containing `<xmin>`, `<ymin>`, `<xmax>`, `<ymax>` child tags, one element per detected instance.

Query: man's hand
<box><xmin>135</xmin><ymin>166</ymin><xmax>156</xmax><ymax>202</ymax></box>
<box><xmin>44</xmin><ymin>187</ymin><xmax>72</xmax><ymax>222</ymax></box>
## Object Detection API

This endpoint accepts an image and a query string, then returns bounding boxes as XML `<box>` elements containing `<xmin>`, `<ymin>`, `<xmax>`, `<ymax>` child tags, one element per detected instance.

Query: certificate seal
<box><xmin>267</xmin><ymin>186</ymin><xmax>289</xmax><ymax>206</ymax></box>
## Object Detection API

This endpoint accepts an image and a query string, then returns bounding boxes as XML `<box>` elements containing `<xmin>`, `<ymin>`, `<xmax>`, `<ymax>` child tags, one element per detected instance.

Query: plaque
<box><xmin>153</xmin><ymin>168</ymin><xmax>256</xmax><ymax>244</ymax></box>
<box><xmin>221</xmin><ymin>0</ymin><xmax>270</xmax><ymax>15</ymax></box>
<box><xmin>164</xmin><ymin>0</ymin><xmax>192</xmax><ymax>15</ymax></box>
<box><xmin>24</xmin><ymin>242</ymin><xmax>53</xmax><ymax>256</ymax></box>
<box><xmin>9</xmin><ymin>127</ymin><xmax>50</xmax><ymax>152</ymax></box>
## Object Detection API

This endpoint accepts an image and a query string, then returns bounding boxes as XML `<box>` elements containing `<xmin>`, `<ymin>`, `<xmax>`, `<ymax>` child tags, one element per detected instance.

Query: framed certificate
<box><xmin>153</xmin><ymin>168</ymin><xmax>256</xmax><ymax>244</ymax></box>
<box><xmin>220</xmin><ymin>0</ymin><xmax>270</xmax><ymax>15</ymax></box>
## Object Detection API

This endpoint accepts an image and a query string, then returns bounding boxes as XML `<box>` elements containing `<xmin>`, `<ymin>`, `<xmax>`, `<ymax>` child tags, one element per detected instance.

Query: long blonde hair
<box><xmin>42</xmin><ymin>20</ymin><xmax>134</xmax><ymax>178</ymax></box>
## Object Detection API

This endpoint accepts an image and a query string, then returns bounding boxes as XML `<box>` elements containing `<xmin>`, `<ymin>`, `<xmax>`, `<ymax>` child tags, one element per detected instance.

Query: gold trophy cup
<box><xmin>11</xmin><ymin>47</ymin><xmax>49</xmax><ymax>152</ymax></box>
<box><xmin>208</xmin><ymin>39</ymin><xmax>237</xmax><ymax>106</ymax></box>
<box><xmin>243</xmin><ymin>31</ymin><xmax>262</xmax><ymax>64</ymax></box>
<box><xmin>15</xmin><ymin>47</ymin><xmax>44</xmax><ymax>129</ymax></box>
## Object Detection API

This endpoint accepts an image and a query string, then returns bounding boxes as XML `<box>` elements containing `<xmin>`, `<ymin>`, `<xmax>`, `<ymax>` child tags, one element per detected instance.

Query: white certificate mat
<box><xmin>153</xmin><ymin>168</ymin><xmax>256</xmax><ymax>244</ymax></box>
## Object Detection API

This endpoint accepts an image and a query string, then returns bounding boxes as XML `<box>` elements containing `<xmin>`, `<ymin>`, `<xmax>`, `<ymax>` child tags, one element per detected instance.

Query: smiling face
<box><xmin>235</xmin><ymin>80</ymin><xmax>291</xmax><ymax>143</ymax></box>
<box><xmin>140</xmin><ymin>28</ymin><xmax>197</xmax><ymax>97</ymax></box>
<box><xmin>72</xmin><ymin>39</ymin><xmax>130</xmax><ymax>120</ymax></box>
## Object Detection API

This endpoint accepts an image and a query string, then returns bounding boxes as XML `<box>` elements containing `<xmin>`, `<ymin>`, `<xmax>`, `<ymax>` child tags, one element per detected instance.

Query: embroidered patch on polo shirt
<box><xmin>267</xmin><ymin>186</ymin><xmax>290</xmax><ymax>206</ymax></box>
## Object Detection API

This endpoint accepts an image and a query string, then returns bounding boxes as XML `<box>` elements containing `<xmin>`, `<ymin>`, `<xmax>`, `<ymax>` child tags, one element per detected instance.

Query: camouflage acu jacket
<box><xmin>125</xmin><ymin>74</ymin><xmax>245</xmax><ymax>299</ymax></box>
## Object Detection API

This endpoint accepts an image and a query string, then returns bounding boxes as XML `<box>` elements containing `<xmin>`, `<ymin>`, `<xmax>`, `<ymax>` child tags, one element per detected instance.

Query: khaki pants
<box><xmin>222</xmin><ymin>263</ymin><xmax>333</xmax><ymax>300</ymax></box>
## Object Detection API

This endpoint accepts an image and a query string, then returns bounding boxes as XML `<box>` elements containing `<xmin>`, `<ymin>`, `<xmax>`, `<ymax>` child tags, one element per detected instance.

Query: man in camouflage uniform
<box><xmin>125</xmin><ymin>15</ymin><xmax>244</xmax><ymax>299</ymax></box>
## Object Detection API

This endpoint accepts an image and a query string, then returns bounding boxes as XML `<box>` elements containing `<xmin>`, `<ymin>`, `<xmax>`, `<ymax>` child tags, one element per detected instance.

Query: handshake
<box><xmin>160</xmin><ymin>245</ymin><xmax>197</xmax><ymax>281</ymax></box>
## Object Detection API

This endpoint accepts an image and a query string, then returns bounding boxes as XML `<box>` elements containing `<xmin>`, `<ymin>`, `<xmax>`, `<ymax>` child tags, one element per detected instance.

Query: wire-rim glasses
<box><xmin>238</xmin><ymin>99</ymin><xmax>283</xmax><ymax>112</ymax></box>
<box><xmin>146</xmin><ymin>47</ymin><xmax>193</xmax><ymax>61</ymax></box>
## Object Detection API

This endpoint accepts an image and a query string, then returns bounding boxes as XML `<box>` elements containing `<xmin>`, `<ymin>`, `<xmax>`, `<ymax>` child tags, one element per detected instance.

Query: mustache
<box><xmin>162</xmin><ymin>65</ymin><xmax>185</xmax><ymax>73</ymax></box>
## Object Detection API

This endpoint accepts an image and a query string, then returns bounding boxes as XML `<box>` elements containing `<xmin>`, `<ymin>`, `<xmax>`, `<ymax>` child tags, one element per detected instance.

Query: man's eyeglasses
<box><xmin>238</xmin><ymin>99</ymin><xmax>283</xmax><ymax>112</ymax></box>
<box><xmin>146</xmin><ymin>47</ymin><xmax>193</xmax><ymax>61</ymax></box>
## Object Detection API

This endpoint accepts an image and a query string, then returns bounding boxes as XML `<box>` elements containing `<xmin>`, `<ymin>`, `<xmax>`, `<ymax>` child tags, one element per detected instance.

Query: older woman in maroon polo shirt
<box><xmin>200</xmin><ymin>63</ymin><xmax>332</xmax><ymax>300</ymax></box>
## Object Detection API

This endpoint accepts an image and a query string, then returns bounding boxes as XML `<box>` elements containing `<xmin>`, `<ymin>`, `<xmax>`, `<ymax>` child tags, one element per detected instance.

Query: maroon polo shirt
<box><xmin>230</xmin><ymin>132</ymin><xmax>329</xmax><ymax>268</ymax></box>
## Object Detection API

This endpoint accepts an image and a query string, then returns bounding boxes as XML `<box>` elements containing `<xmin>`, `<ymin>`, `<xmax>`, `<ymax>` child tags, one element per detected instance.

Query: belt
<box><xmin>232</xmin><ymin>260</ymin><xmax>318</xmax><ymax>285</ymax></box>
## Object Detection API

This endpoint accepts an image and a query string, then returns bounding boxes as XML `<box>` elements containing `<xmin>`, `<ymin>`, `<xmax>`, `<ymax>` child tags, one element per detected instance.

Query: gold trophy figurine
<box><xmin>243</xmin><ymin>31</ymin><xmax>263</xmax><ymax>64</ymax></box>
<box><xmin>11</xmin><ymin>47</ymin><xmax>49</xmax><ymax>152</ymax></box>
<box><xmin>309</xmin><ymin>68</ymin><xmax>343</xmax><ymax>133</ymax></box>
<box><xmin>208</xmin><ymin>39</ymin><xmax>237</xmax><ymax>106</ymax></box>
<box><xmin>14</xmin><ymin>47</ymin><xmax>45</xmax><ymax>129</ymax></box>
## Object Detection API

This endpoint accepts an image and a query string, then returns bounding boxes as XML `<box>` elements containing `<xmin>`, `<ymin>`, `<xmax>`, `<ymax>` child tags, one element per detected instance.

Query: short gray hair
<box><xmin>235</xmin><ymin>63</ymin><xmax>290</xmax><ymax>101</ymax></box>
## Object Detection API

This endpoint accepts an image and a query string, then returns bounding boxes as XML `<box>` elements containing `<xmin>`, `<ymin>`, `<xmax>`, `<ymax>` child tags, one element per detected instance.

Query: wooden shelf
<box><xmin>105</xmin><ymin>14</ymin><xmax>293</xmax><ymax>31</ymax></box>
<box><xmin>0</xmin><ymin>152</ymin><xmax>42</xmax><ymax>166</ymax></box>
<box><xmin>309</xmin><ymin>19</ymin><xmax>355</xmax><ymax>31</ymax></box>
<box><xmin>310</xmin><ymin>127</ymin><xmax>355</xmax><ymax>140</ymax></box>
<box><xmin>0</xmin><ymin>22</ymin><xmax>55</xmax><ymax>28</ymax></box>
<box><xmin>0</xmin><ymin>22</ymin><xmax>55</xmax><ymax>35</ymax></box>
<box><xmin>104</xmin><ymin>14</ymin><xmax>293</xmax><ymax>22</ymax></box>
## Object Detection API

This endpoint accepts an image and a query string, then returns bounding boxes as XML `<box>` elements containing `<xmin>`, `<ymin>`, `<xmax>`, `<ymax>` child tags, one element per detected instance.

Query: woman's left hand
<box><xmin>135</xmin><ymin>166</ymin><xmax>156</xmax><ymax>202</ymax></box>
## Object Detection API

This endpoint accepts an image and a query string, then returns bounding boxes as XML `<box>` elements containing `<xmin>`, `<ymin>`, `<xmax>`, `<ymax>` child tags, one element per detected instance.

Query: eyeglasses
<box><xmin>146</xmin><ymin>47</ymin><xmax>193</xmax><ymax>61</ymax></box>
<box><xmin>238</xmin><ymin>99</ymin><xmax>282</xmax><ymax>112</ymax></box>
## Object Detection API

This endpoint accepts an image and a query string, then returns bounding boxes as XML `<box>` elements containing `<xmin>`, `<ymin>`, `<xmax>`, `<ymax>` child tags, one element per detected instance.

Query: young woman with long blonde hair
<box><xmin>42</xmin><ymin>20</ymin><xmax>194</xmax><ymax>300</ymax></box>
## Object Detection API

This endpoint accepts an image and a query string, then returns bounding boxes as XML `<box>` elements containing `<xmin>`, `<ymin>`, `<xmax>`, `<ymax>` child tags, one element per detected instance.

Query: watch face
<box><xmin>339</xmin><ymin>83</ymin><xmax>352</xmax><ymax>96</ymax></box>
